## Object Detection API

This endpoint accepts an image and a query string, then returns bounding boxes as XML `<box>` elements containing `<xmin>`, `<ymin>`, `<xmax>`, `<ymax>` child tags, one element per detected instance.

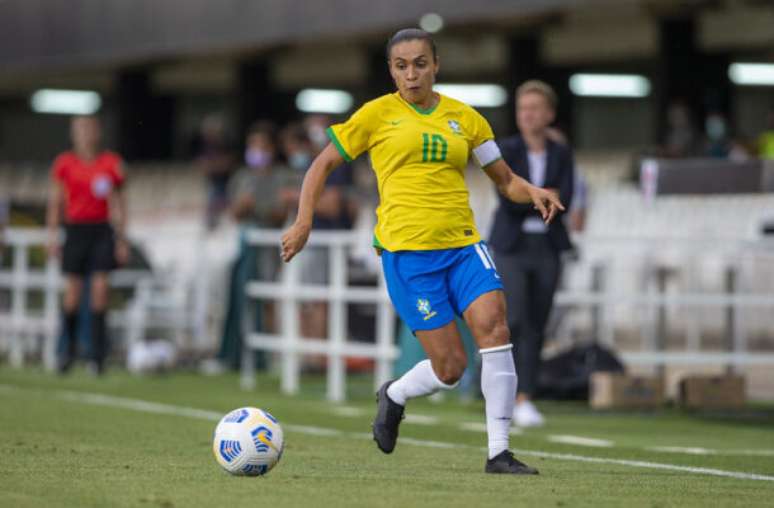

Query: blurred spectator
<box><xmin>758</xmin><ymin>108</ymin><xmax>774</xmax><ymax>161</ymax></box>
<box><xmin>192</xmin><ymin>113</ymin><xmax>237</xmax><ymax>231</ymax></box>
<box><xmin>0</xmin><ymin>193</ymin><xmax>7</xmax><ymax>245</ymax></box>
<box><xmin>0</xmin><ymin>193</ymin><xmax>7</xmax><ymax>272</ymax></box>
<box><xmin>47</xmin><ymin>115</ymin><xmax>129</xmax><ymax>375</ymax></box>
<box><xmin>216</xmin><ymin>121</ymin><xmax>294</xmax><ymax>370</ymax></box>
<box><xmin>229</xmin><ymin>121</ymin><xmax>295</xmax><ymax>230</ymax></box>
<box><xmin>489</xmin><ymin>80</ymin><xmax>574</xmax><ymax>427</ymax></box>
<box><xmin>663</xmin><ymin>101</ymin><xmax>698</xmax><ymax>158</ymax></box>
<box><xmin>702</xmin><ymin>112</ymin><xmax>749</xmax><ymax>161</ymax></box>
<box><xmin>281</xmin><ymin>119</ymin><xmax>356</xmax><ymax>343</ymax></box>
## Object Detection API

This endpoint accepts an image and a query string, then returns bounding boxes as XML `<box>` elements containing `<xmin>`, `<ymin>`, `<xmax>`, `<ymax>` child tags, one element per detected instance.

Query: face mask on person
<box><xmin>308</xmin><ymin>125</ymin><xmax>328</xmax><ymax>150</ymax></box>
<box><xmin>245</xmin><ymin>148</ymin><xmax>272</xmax><ymax>168</ymax></box>
<box><xmin>289</xmin><ymin>152</ymin><xmax>312</xmax><ymax>171</ymax></box>
<box><xmin>705</xmin><ymin>116</ymin><xmax>726</xmax><ymax>141</ymax></box>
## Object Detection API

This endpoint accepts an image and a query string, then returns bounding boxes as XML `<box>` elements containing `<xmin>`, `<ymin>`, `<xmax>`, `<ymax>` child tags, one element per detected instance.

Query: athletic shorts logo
<box><xmin>416</xmin><ymin>298</ymin><xmax>438</xmax><ymax>321</ymax></box>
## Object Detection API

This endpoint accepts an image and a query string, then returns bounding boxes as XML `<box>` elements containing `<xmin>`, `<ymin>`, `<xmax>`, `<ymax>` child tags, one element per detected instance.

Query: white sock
<box><xmin>480</xmin><ymin>344</ymin><xmax>517</xmax><ymax>459</ymax></box>
<box><xmin>387</xmin><ymin>359</ymin><xmax>457</xmax><ymax>406</ymax></box>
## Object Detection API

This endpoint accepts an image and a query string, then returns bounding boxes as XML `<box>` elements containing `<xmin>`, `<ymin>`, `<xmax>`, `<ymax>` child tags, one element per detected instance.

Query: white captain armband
<box><xmin>472</xmin><ymin>140</ymin><xmax>502</xmax><ymax>168</ymax></box>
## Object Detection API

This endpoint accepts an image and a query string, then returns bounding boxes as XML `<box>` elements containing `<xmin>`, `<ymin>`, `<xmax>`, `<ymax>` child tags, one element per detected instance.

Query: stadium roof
<box><xmin>0</xmin><ymin>0</ymin><xmax>583</xmax><ymax>73</ymax></box>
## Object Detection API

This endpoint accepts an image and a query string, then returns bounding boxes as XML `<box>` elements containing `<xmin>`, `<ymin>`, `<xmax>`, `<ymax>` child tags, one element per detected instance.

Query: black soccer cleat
<box><xmin>372</xmin><ymin>380</ymin><xmax>404</xmax><ymax>454</ymax></box>
<box><xmin>485</xmin><ymin>450</ymin><xmax>539</xmax><ymax>475</ymax></box>
<box><xmin>56</xmin><ymin>356</ymin><xmax>75</xmax><ymax>375</ymax></box>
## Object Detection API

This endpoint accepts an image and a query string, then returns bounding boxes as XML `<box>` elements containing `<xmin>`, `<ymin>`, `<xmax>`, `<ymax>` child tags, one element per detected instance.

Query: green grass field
<box><xmin>1</xmin><ymin>367</ymin><xmax>773</xmax><ymax>508</ymax></box>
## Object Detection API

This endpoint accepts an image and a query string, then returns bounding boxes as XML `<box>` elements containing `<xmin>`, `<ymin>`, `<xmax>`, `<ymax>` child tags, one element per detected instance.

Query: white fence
<box><xmin>4</xmin><ymin>226</ymin><xmax>774</xmax><ymax>399</ymax></box>
<box><xmin>240</xmin><ymin>230</ymin><xmax>774</xmax><ymax>400</ymax></box>
<box><xmin>241</xmin><ymin>229</ymin><xmax>397</xmax><ymax>401</ymax></box>
<box><xmin>553</xmin><ymin>235</ymin><xmax>774</xmax><ymax>370</ymax></box>
<box><xmin>0</xmin><ymin>228</ymin><xmax>205</xmax><ymax>369</ymax></box>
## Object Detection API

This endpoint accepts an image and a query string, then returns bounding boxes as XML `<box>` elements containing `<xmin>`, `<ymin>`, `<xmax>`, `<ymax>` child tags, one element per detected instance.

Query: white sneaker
<box><xmin>513</xmin><ymin>401</ymin><xmax>545</xmax><ymax>428</ymax></box>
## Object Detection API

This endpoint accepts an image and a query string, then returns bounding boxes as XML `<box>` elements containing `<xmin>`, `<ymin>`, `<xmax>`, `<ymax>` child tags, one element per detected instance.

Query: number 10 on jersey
<box><xmin>422</xmin><ymin>133</ymin><xmax>448</xmax><ymax>162</ymax></box>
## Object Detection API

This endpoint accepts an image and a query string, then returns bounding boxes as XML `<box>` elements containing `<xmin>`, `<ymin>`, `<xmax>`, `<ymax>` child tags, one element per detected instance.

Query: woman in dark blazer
<box><xmin>489</xmin><ymin>80</ymin><xmax>574</xmax><ymax>427</ymax></box>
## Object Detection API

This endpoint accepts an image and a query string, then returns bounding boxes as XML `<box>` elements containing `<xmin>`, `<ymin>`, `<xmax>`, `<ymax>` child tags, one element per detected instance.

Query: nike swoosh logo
<box><xmin>390</xmin><ymin>120</ymin><xmax>402</xmax><ymax>125</ymax></box>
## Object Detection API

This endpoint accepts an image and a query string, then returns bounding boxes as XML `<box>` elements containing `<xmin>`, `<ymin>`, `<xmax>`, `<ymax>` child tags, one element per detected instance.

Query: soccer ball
<box><xmin>212</xmin><ymin>407</ymin><xmax>284</xmax><ymax>476</ymax></box>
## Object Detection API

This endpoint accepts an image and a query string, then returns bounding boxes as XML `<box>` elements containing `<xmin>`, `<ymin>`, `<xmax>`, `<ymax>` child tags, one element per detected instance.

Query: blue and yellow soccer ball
<box><xmin>213</xmin><ymin>407</ymin><xmax>284</xmax><ymax>476</ymax></box>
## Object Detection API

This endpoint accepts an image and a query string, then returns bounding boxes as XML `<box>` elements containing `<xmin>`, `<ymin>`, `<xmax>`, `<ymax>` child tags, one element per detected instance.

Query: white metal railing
<box><xmin>0</xmin><ymin>228</ymin><xmax>163</xmax><ymax>369</ymax></box>
<box><xmin>552</xmin><ymin>235</ymin><xmax>774</xmax><ymax>371</ymax></box>
<box><xmin>241</xmin><ymin>229</ymin><xmax>397</xmax><ymax>402</ymax></box>
<box><xmin>240</xmin><ymin>230</ymin><xmax>774</xmax><ymax>400</ymax></box>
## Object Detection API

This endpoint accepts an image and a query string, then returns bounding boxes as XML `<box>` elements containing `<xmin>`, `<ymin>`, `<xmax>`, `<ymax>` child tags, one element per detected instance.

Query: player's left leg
<box><xmin>451</xmin><ymin>242</ymin><xmax>538</xmax><ymax>474</ymax></box>
<box><xmin>89</xmin><ymin>271</ymin><xmax>110</xmax><ymax>375</ymax></box>
<box><xmin>373</xmin><ymin>248</ymin><xmax>462</xmax><ymax>454</ymax></box>
<box><xmin>464</xmin><ymin>290</ymin><xmax>537</xmax><ymax>474</ymax></box>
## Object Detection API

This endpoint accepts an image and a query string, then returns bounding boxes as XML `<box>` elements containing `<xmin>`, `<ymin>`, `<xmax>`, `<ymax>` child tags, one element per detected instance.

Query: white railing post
<box><xmin>374</xmin><ymin>267</ymin><xmax>395</xmax><ymax>392</ymax></box>
<box><xmin>10</xmin><ymin>240</ymin><xmax>28</xmax><ymax>367</ymax></box>
<box><xmin>280</xmin><ymin>253</ymin><xmax>301</xmax><ymax>395</ymax></box>
<box><xmin>327</xmin><ymin>242</ymin><xmax>347</xmax><ymax>402</ymax></box>
<box><xmin>42</xmin><ymin>257</ymin><xmax>59</xmax><ymax>371</ymax></box>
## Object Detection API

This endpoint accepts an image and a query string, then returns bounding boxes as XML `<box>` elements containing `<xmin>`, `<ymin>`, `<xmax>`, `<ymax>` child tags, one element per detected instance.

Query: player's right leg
<box><xmin>58</xmin><ymin>274</ymin><xmax>83</xmax><ymax>373</ymax></box>
<box><xmin>373</xmin><ymin>248</ymin><xmax>462</xmax><ymax>453</ymax></box>
<box><xmin>373</xmin><ymin>322</ymin><xmax>466</xmax><ymax>453</ymax></box>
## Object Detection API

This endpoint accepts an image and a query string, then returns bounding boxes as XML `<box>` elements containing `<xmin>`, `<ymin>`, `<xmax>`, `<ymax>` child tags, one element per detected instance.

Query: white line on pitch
<box><xmin>403</xmin><ymin>414</ymin><xmax>439</xmax><ymax>425</ymax></box>
<box><xmin>547</xmin><ymin>435</ymin><xmax>615</xmax><ymax>448</ymax></box>
<box><xmin>648</xmin><ymin>446</ymin><xmax>715</xmax><ymax>455</ymax></box>
<box><xmin>331</xmin><ymin>406</ymin><xmax>365</xmax><ymax>417</ymax></box>
<box><xmin>2</xmin><ymin>383</ymin><xmax>774</xmax><ymax>483</ymax></box>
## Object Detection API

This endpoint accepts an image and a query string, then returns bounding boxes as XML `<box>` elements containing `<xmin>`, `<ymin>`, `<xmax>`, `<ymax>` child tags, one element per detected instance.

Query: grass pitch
<box><xmin>1</xmin><ymin>367</ymin><xmax>773</xmax><ymax>508</ymax></box>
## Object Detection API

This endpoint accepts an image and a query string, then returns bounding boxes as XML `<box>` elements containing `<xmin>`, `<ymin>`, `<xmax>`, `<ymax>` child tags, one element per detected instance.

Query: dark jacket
<box><xmin>489</xmin><ymin>134</ymin><xmax>574</xmax><ymax>253</ymax></box>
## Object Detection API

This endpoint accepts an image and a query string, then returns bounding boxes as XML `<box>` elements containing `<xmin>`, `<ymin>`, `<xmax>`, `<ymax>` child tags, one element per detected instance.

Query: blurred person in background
<box><xmin>0</xmin><ymin>193</ymin><xmax>7</xmax><ymax>254</ymax></box>
<box><xmin>281</xmin><ymin>121</ymin><xmax>355</xmax><ymax>344</ymax></box>
<box><xmin>281</xmin><ymin>28</ymin><xmax>563</xmax><ymax>475</ymax></box>
<box><xmin>214</xmin><ymin>120</ymin><xmax>297</xmax><ymax>371</ymax></box>
<box><xmin>489</xmin><ymin>80</ymin><xmax>574</xmax><ymax>427</ymax></box>
<box><xmin>662</xmin><ymin>101</ymin><xmax>698</xmax><ymax>158</ymax></box>
<box><xmin>192</xmin><ymin>113</ymin><xmax>237</xmax><ymax>231</ymax></box>
<box><xmin>0</xmin><ymin>194</ymin><xmax>6</xmax><ymax>312</ymax></box>
<box><xmin>702</xmin><ymin>111</ymin><xmax>749</xmax><ymax>161</ymax></box>
<box><xmin>47</xmin><ymin>115</ymin><xmax>129</xmax><ymax>375</ymax></box>
<box><xmin>758</xmin><ymin>108</ymin><xmax>774</xmax><ymax>161</ymax></box>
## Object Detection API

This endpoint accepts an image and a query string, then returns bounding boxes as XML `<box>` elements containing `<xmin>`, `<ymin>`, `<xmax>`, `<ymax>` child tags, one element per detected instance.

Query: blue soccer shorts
<box><xmin>381</xmin><ymin>241</ymin><xmax>503</xmax><ymax>333</ymax></box>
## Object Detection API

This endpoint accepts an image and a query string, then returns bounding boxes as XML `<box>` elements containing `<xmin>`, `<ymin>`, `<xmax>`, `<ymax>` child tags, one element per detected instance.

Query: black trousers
<box><xmin>493</xmin><ymin>234</ymin><xmax>560</xmax><ymax>397</ymax></box>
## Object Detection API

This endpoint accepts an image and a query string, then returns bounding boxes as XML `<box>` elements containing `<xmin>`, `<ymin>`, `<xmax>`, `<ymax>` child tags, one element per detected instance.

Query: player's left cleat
<box><xmin>372</xmin><ymin>380</ymin><xmax>404</xmax><ymax>454</ymax></box>
<box><xmin>485</xmin><ymin>450</ymin><xmax>539</xmax><ymax>475</ymax></box>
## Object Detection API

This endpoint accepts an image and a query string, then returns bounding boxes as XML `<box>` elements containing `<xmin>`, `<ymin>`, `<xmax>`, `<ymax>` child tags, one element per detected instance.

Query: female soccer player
<box><xmin>47</xmin><ymin>115</ymin><xmax>129</xmax><ymax>375</ymax></box>
<box><xmin>281</xmin><ymin>28</ymin><xmax>563</xmax><ymax>475</ymax></box>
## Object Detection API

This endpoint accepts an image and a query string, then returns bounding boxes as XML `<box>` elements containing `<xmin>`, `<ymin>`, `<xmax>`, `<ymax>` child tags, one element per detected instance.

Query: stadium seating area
<box><xmin>2</xmin><ymin>152</ymin><xmax>773</xmax><ymax>399</ymax></box>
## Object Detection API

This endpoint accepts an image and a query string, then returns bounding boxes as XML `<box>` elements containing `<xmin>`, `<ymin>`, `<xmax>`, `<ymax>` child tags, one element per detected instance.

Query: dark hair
<box><xmin>386</xmin><ymin>28</ymin><xmax>437</xmax><ymax>61</ymax></box>
<box><xmin>247</xmin><ymin>119</ymin><xmax>276</xmax><ymax>139</ymax></box>
<box><xmin>281</xmin><ymin>122</ymin><xmax>310</xmax><ymax>146</ymax></box>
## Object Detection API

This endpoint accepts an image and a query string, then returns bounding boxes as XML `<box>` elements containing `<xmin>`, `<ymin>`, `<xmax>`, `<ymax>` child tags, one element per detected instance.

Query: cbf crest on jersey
<box><xmin>416</xmin><ymin>298</ymin><xmax>438</xmax><ymax>321</ymax></box>
<box><xmin>448</xmin><ymin>119</ymin><xmax>462</xmax><ymax>135</ymax></box>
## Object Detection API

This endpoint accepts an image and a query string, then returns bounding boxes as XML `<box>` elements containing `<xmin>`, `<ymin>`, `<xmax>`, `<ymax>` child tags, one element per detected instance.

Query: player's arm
<box><xmin>111</xmin><ymin>185</ymin><xmax>130</xmax><ymax>266</ymax></box>
<box><xmin>46</xmin><ymin>179</ymin><xmax>64</xmax><ymax>259</ymax></box>
<box><xmin>483</xmin><ymin>158</ymin><xmax>565</xmax><ymax>224</ymax></box>
<box><xmin>281</xmin><ymin>143</ymin><xmax>344</xmax><ymax>262</ymax></box>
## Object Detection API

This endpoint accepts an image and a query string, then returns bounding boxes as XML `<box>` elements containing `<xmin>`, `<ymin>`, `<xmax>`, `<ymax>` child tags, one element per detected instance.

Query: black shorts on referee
<box><xmin>62</xmin><ymin>222</ymin><xmax>116</xmax><ymax>276</ymax></box>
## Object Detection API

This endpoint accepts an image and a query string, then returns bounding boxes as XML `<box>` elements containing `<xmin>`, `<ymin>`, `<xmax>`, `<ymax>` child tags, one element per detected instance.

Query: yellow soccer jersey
<box><xmin>327</xmin><ymin>92</ymin><xmax>497</xmax><ymax>251</ymax></box>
